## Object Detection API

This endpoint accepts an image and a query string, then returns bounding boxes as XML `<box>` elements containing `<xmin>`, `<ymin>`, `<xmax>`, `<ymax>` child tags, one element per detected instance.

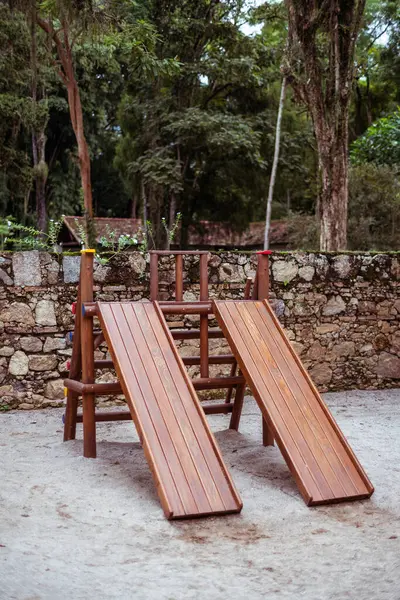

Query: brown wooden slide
<box><xmin>97</xmin><ymin>301</ymin><xmax>242</xmax><ymax>520</ymax></box>
<box><xmin>214</xmin><ymin>300</ymin><xmax>374</xmax><ymax>506</ymax></box>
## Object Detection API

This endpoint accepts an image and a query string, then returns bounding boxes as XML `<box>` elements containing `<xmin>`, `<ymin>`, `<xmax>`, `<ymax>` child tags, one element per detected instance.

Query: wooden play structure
<box><xmin>63</xmin><ymin>250</ymin><xmax>374</xmax><ymax>519</ymax></box>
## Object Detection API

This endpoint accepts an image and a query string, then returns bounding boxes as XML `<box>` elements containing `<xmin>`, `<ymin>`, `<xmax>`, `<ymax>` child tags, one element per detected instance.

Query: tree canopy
<box><xmin>0</xmin><ymin>0</ymin><xmax>399</xmax><ymax>250</ymax></box>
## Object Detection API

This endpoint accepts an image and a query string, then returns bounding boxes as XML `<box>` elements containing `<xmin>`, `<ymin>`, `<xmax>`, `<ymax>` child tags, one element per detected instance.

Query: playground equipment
<box><xmin>64</xmin><ymin>250</ymin><xmax>374</xmax><ymax>519</ymax></box>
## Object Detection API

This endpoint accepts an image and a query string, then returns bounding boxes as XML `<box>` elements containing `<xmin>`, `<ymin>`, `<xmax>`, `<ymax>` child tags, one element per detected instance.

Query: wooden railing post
<box><xmin>63</xmin><ymin>281</ymin><xmax>82</xmax><ymax>442</ymax></box>
<box><xmin>256</xmin><ymin>250</ymin><xmax>271</xmax><ymax>300</ymax></box>
<box><xmin>199</xmin><ymin>253</ymin><xmax>209</xmax><ymax>378</ymax></box>
<box><xmin>256</xmin><ymin>250</ymin><xmax>274</xmax><ymax>446</ymax></box>
<box><xmin>150</xmin><ymin>251</ymin><xmax>159</xmax><ymax>301</ymax></box>
<box><xmin>175</xmin><ymin>254</ymin><xmax>183</xmax><ymax>301</ymax></box>
<box><xmin>80</xmin><ymin>249</ymin><xmax>96</xmax><ymax>458</ymax></box>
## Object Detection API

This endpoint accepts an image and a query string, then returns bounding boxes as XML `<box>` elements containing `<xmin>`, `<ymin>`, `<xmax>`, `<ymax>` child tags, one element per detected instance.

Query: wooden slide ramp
<box><xmin>97</xmin><ymin>301</ymin><xmax>242</xmax><ymax>520</ymax></box>
<box><xmin>214</xmin><ymin>300</ymin><xmax>374</xmax><ymax>506</ymax></box>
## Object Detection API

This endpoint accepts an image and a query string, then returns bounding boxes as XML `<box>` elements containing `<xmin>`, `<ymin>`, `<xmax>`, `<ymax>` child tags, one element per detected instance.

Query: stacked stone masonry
<box><xmin>0</xmin><ymin>250</ymin><xmax>399</xmax><ymax>410</ymax></box>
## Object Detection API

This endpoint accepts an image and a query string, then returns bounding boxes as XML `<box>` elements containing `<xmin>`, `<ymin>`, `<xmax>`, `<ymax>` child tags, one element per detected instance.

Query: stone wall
<box><xmin>0</xmin><ymin>250</ymin><xmax>399</xmax><ymax>410</ymax></box>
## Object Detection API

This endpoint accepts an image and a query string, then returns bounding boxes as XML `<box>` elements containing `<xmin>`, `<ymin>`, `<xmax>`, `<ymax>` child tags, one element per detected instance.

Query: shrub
<box><xmin>348</xmin><ymin>164</ymin><xmax>400</xmax><ymax>250</ymax></box>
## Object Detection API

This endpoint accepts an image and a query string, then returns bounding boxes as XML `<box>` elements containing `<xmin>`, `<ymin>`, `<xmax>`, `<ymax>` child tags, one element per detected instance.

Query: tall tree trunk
<box><xmin>65</xmin><ymin>75</ymin><xmax>94</xmax><ymax>245</ymax></box>
<box><xmin>31</xmin><ymin>2</ymin><xmax>47</xmax><ymax>233</ymax></box>
<box><xmin>315</xmin><ymin>116</ymin><xmax>349</xmax><ymax>251</ymax></box>
<box><xmin>36</xmin><ymin>16</ymin><xmax>94</xmax><ymax>246</ymax></box>
<box><xmin>35</xmin><ymin>132</ymin><xmax>47</xmax><ymax>233</ymax></box>
<box><xmin>285</xmin><ymin>0</ymin><xmax>366</xmax><ymax>251</ymax></box>
<box><xmin>264</xmin><ymin>78</ymin><xmax>286</xmax><ymax>250</ymax></box>
<box><xmin>130</xmin><ymin>191</ymin><xmax>137</xmax><ymax>218</ymax></box>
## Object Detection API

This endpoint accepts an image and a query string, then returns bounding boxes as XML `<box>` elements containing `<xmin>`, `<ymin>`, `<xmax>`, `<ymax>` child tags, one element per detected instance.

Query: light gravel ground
<box><xmin>0</xmin><ymin>389</ymin><xmax>400</xmax><ymax>600</ymax></box>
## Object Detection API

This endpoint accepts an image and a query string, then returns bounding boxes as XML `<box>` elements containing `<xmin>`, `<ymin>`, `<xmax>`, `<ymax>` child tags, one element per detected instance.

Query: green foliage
<box><xmin>0</xmin><ymin>0</ymin><xmax>399</xmax><ymax>251</ymax></box>
<box><xmin>351</xmin><ymin>108</ymin><xmax>400</xmax><ymax>166</ymax></box>
<box><xmin>162</xmin><ymin>212</ymin><xmax>182</xmax><ymax>244</ymax></box>
<box><xmin>0</xmin><ymin>216</ymin><xmax>64</xmax><ymax>251</ymax></box>
<box><xmin>348</xmin><ymin>163</ymin><xmax>400</xmax><ymax>250</ymax></box>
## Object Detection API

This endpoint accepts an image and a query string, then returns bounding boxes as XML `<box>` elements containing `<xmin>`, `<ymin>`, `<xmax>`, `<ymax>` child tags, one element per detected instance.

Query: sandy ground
<box><xmin>0</xmin><ymin>389</ymin><xmax>400</xmax><ymax>600</ymax></box>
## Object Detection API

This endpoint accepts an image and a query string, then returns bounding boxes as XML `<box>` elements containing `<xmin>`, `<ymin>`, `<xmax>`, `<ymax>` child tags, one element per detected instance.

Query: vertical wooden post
<box><xmin>225</xmin><ymin>276</ymin><xmax>253</xmax><ymax>406</ymax></box>
<box><xmin>175</xmin><ymin>255</ymin><xmax>183</xmax><ymax>301</ymax></box>
<box><xmin>229</xmin><ymin>382</ymin><xmax>246</xmax><ymax>431</ymax></box>
<box><xmin>199</xmin><ymin>253</ymin><xmax>209</xmax><ymax>378</ymax></box>
<box><xmin>256</xmin><ymin>251</ymin><xmax>271</xmax><ymax>300</ymax></box>
<box><xmin>63</xmin><ymin>283</ymin><xmax>82</xmax><ymax>442</ymax></box>
<box><xmin>256</xmin><ymin>251</ymin><xmax>274</xmax><ymax>446</ymax></box>
<box><xmin>80</xmin><ymin>250</ymin><xmax>96</xmax><ymax>458</ymax></box>
<box><xmin>150</xmin><ymin>252</ymin><xmax>159</xmax><ymax>301</ymax></box>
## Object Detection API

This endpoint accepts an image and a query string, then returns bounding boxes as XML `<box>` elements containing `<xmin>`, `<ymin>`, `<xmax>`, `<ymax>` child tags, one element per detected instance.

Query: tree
<box><xmin>351</xmin><ymin>0</ymin><xmax>400</xmax><ymax>139</ymax></box>
<box><xmin>284</xmin><ymin>0</ymin><xmax>367</xmax><ymax>250</ymax></box>
<box><xmin>116</xmin><ymin>0</ymin><xmax>272</xmax><ymax>248</ymax></box>
<box><xmin>35</xmin><ymin>2</ymin><xmax>95</xmax><ymax>242</ymax></box>
<box><xmin>0</xmin><ymin>5</ymin><xmax>37</xmax><ymax>221</ymax></box>
<box><xmin>264</xmin><ymin>77</ymin><xmax>286</xmax><ymax>249</ymax></box>
<box><xmin>351</xmin><ymin>108</ymin><xmax>400</xmax><ymax>166</ymax></box>
<box><xmin>30</xmin><ymin>1</ymin><xmax>49</xmax><ymax>232</ymax></box>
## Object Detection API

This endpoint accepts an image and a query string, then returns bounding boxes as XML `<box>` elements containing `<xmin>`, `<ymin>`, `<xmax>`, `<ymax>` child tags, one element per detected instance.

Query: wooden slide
<box><xmin>97</xmin><ymin>301</ymin><xmax>242</xmax><ymax>520</ymax></box>
<box><xmin>214</xmin><ymin>300</ymin><xmax>374</xmax><ymax>506</ymax></box>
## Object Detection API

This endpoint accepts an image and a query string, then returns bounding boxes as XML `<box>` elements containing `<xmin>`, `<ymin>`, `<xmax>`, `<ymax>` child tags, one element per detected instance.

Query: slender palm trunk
<box><xmin>264</xmin><ymin>78</ymin><xmax>286</xmax><ymax>249</ymax></box>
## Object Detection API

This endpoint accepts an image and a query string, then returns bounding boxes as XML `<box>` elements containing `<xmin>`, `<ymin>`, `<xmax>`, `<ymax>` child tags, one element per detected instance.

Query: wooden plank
<box><xmin>98</xmin><ymin>304</ymin><xmax>185</xmax><ymax>519</ymax></box>
<box><xmin>147</xmin><ymin>303</ymin><xmax>241</xmax><ymax>512</ymax></box>
<box><xmin>171</xmin><ymin>328</ymin><xmax>224</xmax><ymax>340</ymax></box>
<box><xmin>225</xmin><ymin>301</ymin><xmax>335</xmax><ymax>501</ymax></box>
<box><xmin>237</xmin><ymin>302</ymin><xmax>349</xmax><ymax>498</ymax></box>
<box><xmin>135</xmin><ymin>304</ymin><xmax>225</xmax><ymax>512</ymax></box>
<box><xmin>192</xmin><ymin>377</ymin><xmax>245</xmax><ymax>390</ymax></box>
<box><xmin>159</xmin><ymin>302</ymin><xmax>212</xmax><ymax>315</ymax></box>
<box><xmin>249</xmin><ymin>303</ymin><xmax>360</xmax><ymax>496</ymax></box>
<box><xmin>182</xmin><ymin>354</ymin><xmax>235</xmax><ymax>366</ymax></box>
<box><xmin>110</xmin><ymin>304</ymin><xmax>200</xmax><ymax>516</ymax></box>
<box><xmin>214</xmin><ymin>300</ymin><xmax>374</xmax><ymax>505</ymax></box>
<box><xmin>97</xmin><ymin>301</ymin><xmax>242</xmax><ymax>518</ymax></box>
<box><xmin>122</xmin><ymin>303</ymin><xmax>214</xmax><ymax>514</ymax></box>
<box><xmin>214</xmin><ymin>301</ymin><xmax>318</xmax><ymax>504</ymax></box>
<box><xmin>75</xmin><ymin>403</ymin><xmax>234</xmax><ymax>423</ymax></box>
<box><xmin>152</xmin><ymin>302</ymin><xmax>242</xmax><ymax>513</ymax></box>
<box><xmin>257</xmin><ymin>301</ymin><xmax>374</xmax><ymax>496</ymax></box>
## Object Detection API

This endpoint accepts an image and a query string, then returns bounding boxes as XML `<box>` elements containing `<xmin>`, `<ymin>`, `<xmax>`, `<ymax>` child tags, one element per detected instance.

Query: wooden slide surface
<box><xmin>97</xmin><ymin>301</ymin><xmax>242</xmax><ymax>520</ymax></box>
<box><xmin>214</xmin><ymin>300</ymin><xmax>374</xmax><ymax>506</ymax></box>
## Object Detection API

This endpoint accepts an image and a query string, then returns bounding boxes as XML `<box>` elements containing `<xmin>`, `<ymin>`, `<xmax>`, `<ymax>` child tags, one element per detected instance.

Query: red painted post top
<box><xmin>256</xmin><ymin>250</ymin><xmax>273</xmax><ymax>255</ymax></box>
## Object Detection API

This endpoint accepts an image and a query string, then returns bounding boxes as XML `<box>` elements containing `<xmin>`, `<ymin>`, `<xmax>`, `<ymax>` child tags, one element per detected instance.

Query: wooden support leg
<box><xmin>255</xmin><ymin>252</ymin><xmax>274</xmax><ymax>447</ymax></box>
<box><xmin>226</xmin><ymin>276</ymin><xmax>252</xmax><ymax>405</ymax></box>
<box><xmin>199</xmin><ymin>254</ymin><xmax>209</xmax><ymax>378</ymax></box>
<box><xmin>229</xmin><ymin>382</ymin><xmax>246</xmax><ymax>431</ymax></box>
<box><xmin>80</xmin><ymin>250</ymin><xmax>96</xmax><ymax>458</ymax></box>
<box><xmin>83</xmin><ymin>393</ymin><xmax>96</xmax><ymax>458</ymax></box>
<box><xmin>225</xmin><ymin>363</ymin><xmax>237</xmax><ymax>403</ymax></box>
<box><xmin>262</xmin><ymin>418</ymin><xmax>274</xmax><ymax>446</ymax></box>
<box><xmin>64</xmin><ymin>285</ymin><xmax>82</xmax><ymax>442</ymax></box>
<box><xmin>64</xmin><ymin>391</ymin><xmax>79</xmax><ymax>441</ymax></box>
